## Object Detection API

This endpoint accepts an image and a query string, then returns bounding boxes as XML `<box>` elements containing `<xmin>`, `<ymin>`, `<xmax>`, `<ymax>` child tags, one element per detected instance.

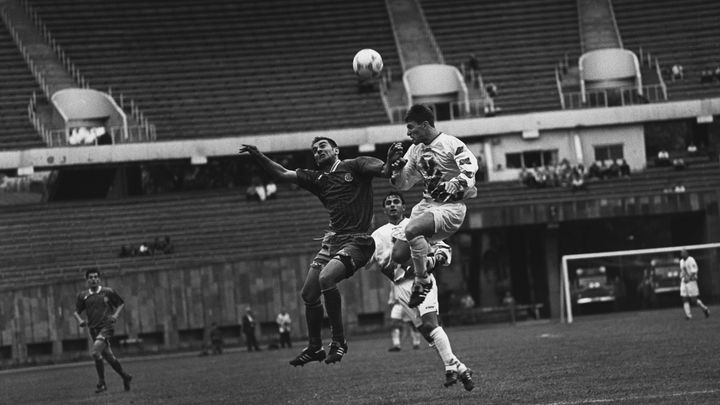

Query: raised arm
<box><xmin>239</xmin><ymin>144</ymin><xmax>298</xmax><ymax>183</ymax></box>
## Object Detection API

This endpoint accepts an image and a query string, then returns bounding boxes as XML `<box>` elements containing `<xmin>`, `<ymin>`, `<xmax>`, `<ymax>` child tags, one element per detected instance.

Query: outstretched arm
<box><xmin>73</xmin><ymin>311</ymin><xmax>87</xmax><ymax>327</ymax></box>
<box><xmin>239</xmin><ymin>144</ymin><xmax>298</xmax><ymax>183</ymax></box>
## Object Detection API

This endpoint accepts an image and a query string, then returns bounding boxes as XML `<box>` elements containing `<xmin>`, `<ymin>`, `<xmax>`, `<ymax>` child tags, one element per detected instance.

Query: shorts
<box><xmin>391</xmin><ymin>274</ymin><xmax>440</xmax><ymax>328</ymax></box>
<box><xmin>90</xmin><ymin>325</ymin><xmax>114</xmax><ymax>343</ymax></box>
<box><xmin>680</xmin><ymin>281</ymin><xmax>699</xmax><ymax>298</ymax></box>
<box><xmin>409</xmin><ymin>199</ymin><xmax>466</xmax><ymax>242</ymax></box>
<box><xmin>311</xmin><ymin>232</ymin><xmax>375</xmax><ymax>277</ymax></box>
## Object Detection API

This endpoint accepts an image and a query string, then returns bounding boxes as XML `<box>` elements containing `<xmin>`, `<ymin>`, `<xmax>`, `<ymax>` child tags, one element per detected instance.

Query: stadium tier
<box><xmin>3</xmin><ymin>161</ymin><xmax>719</xmax><ymax>291</ymax></box>
<box><xmin>613</xmin><ymin>0</ymin><xmax>720</xmax><ymax>101</ymax></box>
<box><xmin>0</xmin><ymin>16</ymin><xmax>46</xmax><ymax>150</ymax></box>
<box><xmin>24</xmin><ymin>0</ymin><xmax>401</xmax><ymax>140</ymax></box>
<box><xmin>420</xmin><ymin>0</ymin><xmax>582</xmax><ymax>114</ymax></box>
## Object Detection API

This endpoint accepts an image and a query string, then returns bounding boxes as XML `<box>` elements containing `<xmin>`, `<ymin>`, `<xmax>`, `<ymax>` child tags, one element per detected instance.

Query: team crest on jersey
<box><xmin>344</xmin><ymin>173</ymin><xmax>353</xmax><ymax>182</ymax></box>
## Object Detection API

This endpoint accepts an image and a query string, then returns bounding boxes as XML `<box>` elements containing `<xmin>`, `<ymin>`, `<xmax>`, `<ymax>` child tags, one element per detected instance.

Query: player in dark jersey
<box><xmin>73</xmin><ymin>268</ymin><xmax>132</xmax><ymax>393</ymax></box>
<box><xmin>240</xmin><ymin>137</ymin><xmax>399</xmax><ymax>366</ymax></box>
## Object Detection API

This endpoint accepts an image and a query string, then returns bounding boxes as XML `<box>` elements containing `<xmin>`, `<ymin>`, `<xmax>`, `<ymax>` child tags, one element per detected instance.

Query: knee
<box><xmin>301</xmin><ymin>288</ymin><xmax>321</xmax><ymax>306</ymax></box>
<box><xmin>418</xmin><ymin>324</ymin><xmax>435</xmax><ymax>339</ymax></box>
<box><xmin>90</xmin><ymin>347</ymin><xmax>102</xmax><ymax>360</ymax></box>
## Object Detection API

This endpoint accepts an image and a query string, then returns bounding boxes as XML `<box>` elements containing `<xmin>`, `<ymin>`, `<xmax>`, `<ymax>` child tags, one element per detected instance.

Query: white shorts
<box><xmin>409</xmin><ymin>199</ymin><xmax>466</xmax><ymax>242</ymax></box>
<box><xmin>390</xmin><ymin>275</ymin><xmax>440</xmax><ymax>327</ymax></box>
<box><xmin>680</xmin><ymin>281</ymin><xmax>699</xmax><ymax>297</ymax></box>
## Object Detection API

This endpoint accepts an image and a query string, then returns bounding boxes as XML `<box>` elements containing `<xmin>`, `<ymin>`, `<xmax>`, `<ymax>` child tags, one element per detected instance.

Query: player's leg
<box><xmin>682</xmin><ymin>296</ymin><xmax>692</xmax><ymax>319</ymax></box>
<box><xmin>89</xmin><ymin>335</ymin><xmax>107</xmax><ymax>393</ymax></box>
<box><xmin>696</xmin><ymin>297</ymin><xmax>710</xmax><ymax>317</ymax></box>
<box><xmin>318</xmin><ymin>257</ymin><xmax>351</xmax><ymax>363</ymax></box>
<box><xmin>290</xmin><ymin>262</ymin><xmax>326</xmax><ymax>366</ymax></box>
<box><xmin>101</xmin><ymin>342</ymin><xmax>132</xmax><ymax>391</ymax></box>
<box><xmin>408</xmin><ymin>321</ymin><xmax>422</xmax><ymax>349</ymax></box>
<box><xmin>388</xmin><ymin>308</ymin><xmax>404</xmax><ymax>351</ymax></box>
<box><xmin>416</xmin><ymin>278</ymin><xmax>474</xmax><ymax>391</ymax></box>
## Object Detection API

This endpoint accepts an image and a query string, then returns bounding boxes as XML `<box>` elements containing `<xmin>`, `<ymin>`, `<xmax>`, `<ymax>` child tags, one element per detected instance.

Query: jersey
<box><xmin>391</xmin><ymin>133</ymin><xmax>478</xmax><ymax>202</ymax></box>
<box><xmin>371</xmin><ymin>218</ymin><xmax>411</xmax><ymax>283</ymax></box>
<box><xmin>680</xmin><ymin>256</ymin><xmax>700</xmax><ymax>297</ymax></box>
<box><xmin>296</xmin><ymin>156</ymin><xmax>384</xmax><ymax>234</ymax></box>
<box><xmin>75</xmin><ymin>286</ymin><xmax>124</xmax><ymax>330</ymax></box>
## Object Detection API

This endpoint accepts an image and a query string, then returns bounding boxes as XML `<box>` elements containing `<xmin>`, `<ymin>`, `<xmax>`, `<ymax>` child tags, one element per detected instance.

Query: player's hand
<box><xmin>438</xmin><ymin>180</ymin><xmax>460</xmax><ymax>202</ymax></box>
<box><xmin>78</xmin><ymin>320</ymin><xmax>87</xmax><ymax>327</ymax></box>
<box><xmin>109</xmin><ymin>315</ymin><xmax>118</xmax><ymax>323</ymax></box>
<box><xmin>387</xmin><ymin>143</ymin><xmax>405</xmax><ymax>167</ymax></box>
<box><xmin>239</xmin><ymin>144</ymin><xmax>260</xmax><ymax>156</ymax></box>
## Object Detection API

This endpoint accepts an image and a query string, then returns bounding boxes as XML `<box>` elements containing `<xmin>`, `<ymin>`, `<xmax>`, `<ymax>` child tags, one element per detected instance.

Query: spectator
<box><xmin>242</xmin><ymin>307</ymin><xmax>261</xmax><ymax>352</ymax></box>
<box><xmin>687</xmin><ymin>143</ymin><xmax>698</xmax><ymax>154</ymax></box>
<box><xmin>484</xmin><ymin>83</ymin><xmax>498</xmax><ymax>116</ymax></box>
<box><xmin>673</xmin><ymin>157</ymin><xmax>686</xmax><ymax>170</ymax></box>
<box><xmin>619</xmin><ymin>159</ymin><xmax>631</xmax><ymax>177</ymax></box>
<box><xmin>118</xmin><ymin>245</ymin><xmax>132</xmax><ymax>258</ymax></box>
<box><xmin>276</xmin><ymin>309</ymin><xmax>292</xmax><ymax>349</ymax></box>
<box><xmin>266</xmin><ymin>181</ymin><xmax>277</xmax><ymax>200</ymax></box>
<box><xmin>607</xmin><ymin>159</ymin><xmax>621</xmax><ymax>178</ymax></box>
<box><xmin>715</xmin><ymin>65</ymin><xmax>720</xmax><ymax>82</ymax></box>
<box><xmin>246</xmin><ymin>176</ymin><xmax>267</xmax><ymax>201</ymax></box>
<box><xmin>671</xmin><ymin>64</ymin><xmax>684</xmax><ymax>81</ymax></box>
<box><xmin>588</xmin><ymin>161</ymin><xmax>602</xmax><ymax>180</ymax></box>
<box><xmin>137</xmin><ymin>242</ymin><xmax>152</xmax><ymax>256</ymax></box>
<box><xmin>700</xmin><ymin>69</ymin><xmax>714</xmax><ymax>84</ymax></box>
<box><xmin>656</xmin><ymin>150</ymin><xmax>671</xmax><ymax>167</ymax></box>
<box><xmin>570</xmin><ymin>168</ymin><xmax>586</xmax><ymax>192</ymax></box>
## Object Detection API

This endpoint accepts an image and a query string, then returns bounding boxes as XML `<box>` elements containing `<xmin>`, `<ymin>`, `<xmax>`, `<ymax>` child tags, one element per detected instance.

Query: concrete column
<box><xmin>544</xmin><ymin>226</ymin><xmax>561</xmax><ymax>319</ymax></box>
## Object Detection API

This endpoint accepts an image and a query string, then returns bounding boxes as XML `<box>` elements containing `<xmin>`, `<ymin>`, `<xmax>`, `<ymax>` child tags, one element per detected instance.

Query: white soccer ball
<box><xmin>352</xmin><ymin>49</ymin><xmax>383</xmax><ymax>79</ymax></box>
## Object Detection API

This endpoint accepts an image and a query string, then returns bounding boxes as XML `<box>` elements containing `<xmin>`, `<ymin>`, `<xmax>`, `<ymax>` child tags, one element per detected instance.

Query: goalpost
<box><xmin>561</xmin><ymin>242</ymin><xmax>720</xmax><ymax>323</ymax></box>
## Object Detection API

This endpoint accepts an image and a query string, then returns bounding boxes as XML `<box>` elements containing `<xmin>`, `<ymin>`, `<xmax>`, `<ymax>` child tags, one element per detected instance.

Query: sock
<box><xmin>683</xmin><ymin>302</ymin><xmax>692</xmax><ymax>318</ymax></box>
<box><xmin>322</xmin><ymin>286</ymin><xmax>345</xmax><ymax>343</ymax></box>
<box><xmin>391</xmin><ymin>328</ymin><xmax>401</xmax><ymax>347</ymax></box>
<box><xmin>429</xmin><ymin>327</ymin><xmax>460</xmax><ymax>371</ymax></box>
<box><xmin>305</xmin><ymin>301</ymin><xmax>324</xmax><ymax>347</ymax></box>
<box><xmin>411</xmin><ymin>330</ymin><xmax>422</xmax><ymax>346</ymax></box>
<box><xmin>94</xmin><ymin>358</ymin><xmax>105</xmax><ymax>383</ymax></box>
<box><xmin>409</xmin><ymin>236</ymin><xmax>429</xmax><ymax>279</ymax></box>
<box><xmin>104</xmin><ymin>354</ymin><xmax>126</xmax><ymax>377</ymax></box>
<box><xmin>697</xmin><ymin>299</ymin><xmax>708</xmax><ymax>311</ymax></box>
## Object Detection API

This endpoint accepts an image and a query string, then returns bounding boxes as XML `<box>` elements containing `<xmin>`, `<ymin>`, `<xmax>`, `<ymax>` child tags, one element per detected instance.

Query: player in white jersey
<box><xmin>387</xmin><ymin>104</ymin><xmax>479</xmax><ymax>308</ymax></box>
<box><xmin>364</xmin><ymin>191</ymin><xmax>475</xmax><ymax>391</ymax></box>
<box><xmin>679</xmin><ymin>248</ymin><xmax>710</xmax><ymax>320</ymax></box>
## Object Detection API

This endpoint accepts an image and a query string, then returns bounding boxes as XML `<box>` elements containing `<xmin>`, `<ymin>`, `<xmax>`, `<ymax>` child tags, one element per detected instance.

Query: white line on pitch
<box><xmin>542</xmin><ymin>389</ymin><xmax>720</xmax><ymax>405</ymax></box>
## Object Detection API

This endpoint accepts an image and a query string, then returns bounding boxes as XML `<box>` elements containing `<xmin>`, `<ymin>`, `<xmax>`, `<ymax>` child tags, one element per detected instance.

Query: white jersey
<box><xmin>391</xmin><ymin>132</ymin><xmax>478</xmax><ymax>202</ymax></box>
<box><xmin>371</xmin><ymin>218</ymin><xmax>410</xmax><ymax>282</ymax></box>
<box><xmin>680</xmin><ymin>256</ymin><xmax>700</xmax><ymax>297</ymax></box>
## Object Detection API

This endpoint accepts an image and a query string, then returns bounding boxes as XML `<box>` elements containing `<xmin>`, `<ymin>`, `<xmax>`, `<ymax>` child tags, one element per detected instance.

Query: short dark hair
<box><xmin>85</xmin><ymin>268</ymin><xmax>100</xmax><ymax>279</ymax></box>
<box><xmin>384</xmin><ymin>191</ymin><xmax>405</xmax><ymax>205</ymax></box>
<box><xmin>405</xmin><ymin>104</ymin><xmax>435</xmax><ymax>127</ymax></box>
<box><xmin>311</xmin><ymin>136</ymin><xmax>338</xmax><ymax>148</ymax></box>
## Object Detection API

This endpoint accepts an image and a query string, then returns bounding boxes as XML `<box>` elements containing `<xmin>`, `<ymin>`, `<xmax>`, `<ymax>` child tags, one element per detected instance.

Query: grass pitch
<box><xmin>1</xmin><ymin>307</ymin><xmax>718</xmax><ymax>405</ymax></box>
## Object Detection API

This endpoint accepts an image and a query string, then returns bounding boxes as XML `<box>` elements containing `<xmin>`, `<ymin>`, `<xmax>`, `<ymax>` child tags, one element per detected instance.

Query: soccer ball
<box><xmin>352</xmin><ymin>49</ymin><xmax>383</xmax><ymax>79</ymax></box>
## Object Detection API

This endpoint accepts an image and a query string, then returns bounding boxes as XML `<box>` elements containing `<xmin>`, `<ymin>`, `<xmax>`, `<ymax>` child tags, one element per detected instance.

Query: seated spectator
<box><xmin>246</xmin><ymin>176</ymin><xmax>268</xmax><ymax>201</ymax></box>
<box><xmin>672</xmin><ymin>157</ymin><xmax>686</xmax><ymax>170</ymax></box>
<box><xmin>118</xmin><ymin>245</ymin><xmax>132</xmax><ymax>258</ymax></box>
<box><xmin>715</xmin><ymin>65</ymin><xmax>720</xmax><ymax>82</ymax></box>
<box><xmin>700</xmin><ymin>69</ymin><xmax>714</xmax><ymax>84</ymax></box>
<box><xmin>674</xmin><ymin>184</ymin><xmax>686</xmax><ymax>193</ymax></box>
<box><xmin>483</xmin><ymin>83</ymin><xmax>499</xmax><ymax>116</ymax></box>
<box><xmin>587</xmin><ymin>161</ymin><xmax>602</xmax><ymax>180</ymax></box>
<box><xmin>671</xmin><ymin>64</ymin><xmax>684</xmax><ymax>81</ymax></box>
<box><xmin>570</xmin><ymin>169</ymin><xmax>586</xmax><ymax>192</ymax></box>
<box><xmin>687</xmin><ymin>143</ymin><xmax>698</xmax><ymax>154</ymax></box>
<box><xmin>656</xmin><ymin>150</ymin><xmax>671</xmax><ymax>166</ymax></box>
<box><xmin>606</xmin><ymin>159</ymin><xmax>621</xmax><ymax>178</ymax></box>
<box><xmin>619</xmin><ymin>159</ymin><xmax>631</xmax><ymax>177</ymax></box>
<box><xmin>137</xmin><ymin>242</ymin><xmax>152</xmax><ymax>256</ymax></box>
<box><xmin>266</xmin><ymin>181</ymin><xmax>277</xmax><ymax>200</ymax></box>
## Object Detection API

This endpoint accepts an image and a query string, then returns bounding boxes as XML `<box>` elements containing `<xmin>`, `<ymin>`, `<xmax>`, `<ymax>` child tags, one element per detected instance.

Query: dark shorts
<box><xmin>311</xmin><ymin>233</ymin><xmax>375</xmax><ymax>277</ymax></box>
<box><xmin>90</xmin><ymin>325</ymin><xmax>115</xmax><ymax>343</ymax></box>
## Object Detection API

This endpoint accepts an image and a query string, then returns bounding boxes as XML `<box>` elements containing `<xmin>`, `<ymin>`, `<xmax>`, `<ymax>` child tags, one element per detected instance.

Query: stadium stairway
<box><xmin>420</xmin><ymin>0</ymin><xmax>582</xmax><ymax>115</ymax></box>
<box><xmin>0</xmin><ymin>2</ymin><xmax>46</xmax><ymax>150</ymax></box>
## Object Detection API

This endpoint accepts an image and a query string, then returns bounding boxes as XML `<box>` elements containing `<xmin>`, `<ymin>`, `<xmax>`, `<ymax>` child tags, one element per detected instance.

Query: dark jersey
<box><xmin>75</xmin><ymin>286</ymin><xmax>124</xmax><ymax>329</ymax></box>
<box><xmin>296</xmin><ymin>156</ymin><xmax>383</xmax><ymax>234</ymax></box>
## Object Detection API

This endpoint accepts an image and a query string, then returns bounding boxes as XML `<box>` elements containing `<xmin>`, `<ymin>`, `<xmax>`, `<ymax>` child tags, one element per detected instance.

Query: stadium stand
<box><xmin>419</xmin><ymin>0</ymin><xmax>583</xmax><ymax>114</ymax></box>
<box><xmin>23</xmin><ymin>0</ymin><xmax>401</xmax><ymax>140</ymax></box>
<box><xmin>612</xmin><ymin>0</ymin><xmax>720</xmax><ymax>101</ymax></box>
<box><xmin>0</xmin><ymin>15</ymin><xmax>46</xmax><ymax>150</ymax></box>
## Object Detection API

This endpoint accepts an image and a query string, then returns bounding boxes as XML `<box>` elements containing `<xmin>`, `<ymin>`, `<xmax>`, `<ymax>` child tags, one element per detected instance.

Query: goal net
<box><xmin>561</xmin><ymin>242</ymin><xmax>720</xmax><ymax>323</ymax></box>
